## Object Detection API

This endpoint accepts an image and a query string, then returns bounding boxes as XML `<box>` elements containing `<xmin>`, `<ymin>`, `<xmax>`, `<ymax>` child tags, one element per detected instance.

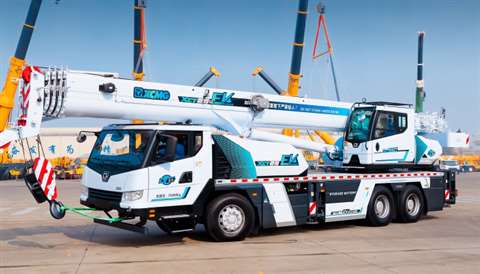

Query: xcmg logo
<box><xmin>134</xmin><ymin>87</ymin><xmax>170</xmax><ymax>101</ymax></box>
<box><xmin>211</xmin><ymin>92</ymin><xmax>234</xmax><ymax>105</ymax></box>
<box><xmin>159</xmin><ymin>175</ymin><xmax>176</xmax><ymax>185</ymax></box>
<box><xmin>255</xmin><ymin>154</ymin><xmax>300</xmax><ymax>167</ymax></box>
<box><xmin>280</xmin><ymin>154</ymin><xmax>299</xmax><ymax>166</ymax></box>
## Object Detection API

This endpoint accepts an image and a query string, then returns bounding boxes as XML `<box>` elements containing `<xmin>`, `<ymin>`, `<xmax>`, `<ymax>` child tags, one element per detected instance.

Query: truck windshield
<box><xmin>346</xmin><ymin>108</ymin><xmax>374</xmax><ymax>143</ymax></box>
<box><xmin>87</xmin><ymin>130</ymin><xmax>154</xmax><ymax>176</ymax></box>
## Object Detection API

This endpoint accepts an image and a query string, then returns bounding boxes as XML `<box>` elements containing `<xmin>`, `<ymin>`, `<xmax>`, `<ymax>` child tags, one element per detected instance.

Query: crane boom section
<box><xmin>44</xmin><ymin>70</ymin><xmax>352</xmax><ymax>134</ymax></box>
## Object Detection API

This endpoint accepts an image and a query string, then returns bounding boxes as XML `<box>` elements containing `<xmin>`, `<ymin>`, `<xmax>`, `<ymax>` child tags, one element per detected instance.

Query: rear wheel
<box><xmin>397</xmin><ymin>185</ymin><xmax>424</xmax><ymax>223</ymax></box>
<box><xmin>367</xmin><ymin>186</ymin><xmax>394</xmax><ymax>226</ymax></box>
<box><xmin>205</xmin><ymin>193</ymin><xmax>255</xmax><ymax>241</ymax></box>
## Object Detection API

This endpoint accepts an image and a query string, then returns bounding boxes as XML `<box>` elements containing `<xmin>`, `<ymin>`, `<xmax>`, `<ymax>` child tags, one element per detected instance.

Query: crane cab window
<box><xmin>150</xmin><ymin>131</ymin><xmax>203</xmax><ymax>165</ymax></box>
<box><xmin>346</xmin><ymin>107</ymin><xmax>374</xmax><ymax>143</ymax></box>
<box><xmin>373</xmin><ymin>111</ymin><xmax>408</xmax><ymax>139</ymax></box>
<box><xmin>87</xmin><ymin>130</ymin><xmax>155</xmax><ymax>175</ymax></box>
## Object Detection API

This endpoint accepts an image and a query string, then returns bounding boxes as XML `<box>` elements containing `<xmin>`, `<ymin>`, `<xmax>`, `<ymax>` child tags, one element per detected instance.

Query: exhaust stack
<box><xmin>415</xmin><ymin>31</ymin><xmax>425</xmax><ymax>113</ymax></box>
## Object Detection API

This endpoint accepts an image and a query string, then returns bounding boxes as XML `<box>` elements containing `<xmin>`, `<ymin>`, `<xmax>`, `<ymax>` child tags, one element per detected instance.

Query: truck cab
<box><xmin>342</xmin><ymin>102</ymin><xmax>441</xmax><ymax>167</ymax></box>
<box><xmin>80</xmin><ymin>124</ymin><xmax>214</xmax><ymax>213</ymax></box>
<box><xmin>79</xmin><ymin>123</ymin><xmax>308</xmax><ymax>230</ymax></box>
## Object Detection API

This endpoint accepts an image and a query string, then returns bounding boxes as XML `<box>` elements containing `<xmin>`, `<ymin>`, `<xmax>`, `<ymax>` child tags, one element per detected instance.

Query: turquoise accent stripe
<box><xmin>213</xmin><ymin>135</ymin><xmax>257</xmax><ymax>178</ymax></box>
<box><xmin>415</xmin><ymin>135</ymin><xmax>428</xmax><ymax>164</ymax></box>
<box><xmin>151</xmin><ymin>187</ymin><xmax>190</xmax><ymax>201</ymax></box>
<box><xmin>375</xmin><ymin>150</ymin><xmax>409</xmax><ymax>162</ymax></box>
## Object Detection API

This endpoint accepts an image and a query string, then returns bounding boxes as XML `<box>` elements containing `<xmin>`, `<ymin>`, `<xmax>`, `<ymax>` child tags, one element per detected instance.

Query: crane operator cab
<box><xmin>342</xmin><ymin>102</ymin><xmax>442</xmax><ymax>168</ymax></box>
<box><xmin>80</xmin><ymin>124</ymin><xmax>210</xmax><ymax>212</ymax></box>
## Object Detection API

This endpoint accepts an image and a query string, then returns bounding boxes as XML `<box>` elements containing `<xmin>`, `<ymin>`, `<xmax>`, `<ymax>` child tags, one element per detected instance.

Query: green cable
<box><xmin>60</xmin><ymin>204</ymin><xmax>123</xmax><ymax>223</ymax></box>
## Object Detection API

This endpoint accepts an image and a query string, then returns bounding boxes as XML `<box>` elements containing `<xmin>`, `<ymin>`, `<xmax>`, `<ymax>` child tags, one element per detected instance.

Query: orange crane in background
<box><xmin>0</xmin><ymin>0</ymin><xmax>42</xmax><ymax>162</ymax></box>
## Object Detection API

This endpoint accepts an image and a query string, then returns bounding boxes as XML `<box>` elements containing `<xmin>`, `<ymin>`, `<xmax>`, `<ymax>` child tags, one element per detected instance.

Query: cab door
<box><xmin>147</xmin><ymin>131</ymin><xmax>210</xmax><ymax>207</ymax></box>
<box><xmin>370</xmin><ymin>111</ymin><xmax>414</xmax><ymax>164</ymax></box>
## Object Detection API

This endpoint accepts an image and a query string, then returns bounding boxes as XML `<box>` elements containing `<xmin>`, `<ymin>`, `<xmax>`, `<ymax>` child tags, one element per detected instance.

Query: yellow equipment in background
<box><xmin>442</xmin><ymin>155</ymin><xmax>480</xmax><ymax>171</ymax></box>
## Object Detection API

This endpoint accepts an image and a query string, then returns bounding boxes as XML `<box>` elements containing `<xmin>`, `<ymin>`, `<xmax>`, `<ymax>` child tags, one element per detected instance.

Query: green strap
<box><xmin>60</xmin><ymin>204</ymin><xmax>123</xmax><ymax>223</ymax></box>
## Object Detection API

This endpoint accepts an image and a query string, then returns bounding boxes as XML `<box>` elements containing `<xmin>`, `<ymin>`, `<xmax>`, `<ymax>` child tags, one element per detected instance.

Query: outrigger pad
<box><xmin>23</xmin><ymin>157</ymin><xmax>58</xmax><ymax>204</ymax></box>
<box><xmin>24</xmin><ymin>164</ymin><xmax>48</xmax><ymax>204</ymax></box>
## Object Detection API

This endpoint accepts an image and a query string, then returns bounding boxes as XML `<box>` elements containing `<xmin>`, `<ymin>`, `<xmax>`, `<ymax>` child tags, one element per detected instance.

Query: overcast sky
<box><xmin>1</xmin><ymin>0</ymin><xmax>479</xmax><ymax>133</ymax></box>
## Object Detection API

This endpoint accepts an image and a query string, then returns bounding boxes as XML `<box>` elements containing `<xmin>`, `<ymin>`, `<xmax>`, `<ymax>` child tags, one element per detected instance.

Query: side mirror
<box><xmin>77</xmin><ymin>132</ymin><xmax>87</xmax><ymax>143</ymax></box>
<box><xmin>77</xmin><ymin>130</ymin><xmax>100</xmax><ymax>143</ymax></box>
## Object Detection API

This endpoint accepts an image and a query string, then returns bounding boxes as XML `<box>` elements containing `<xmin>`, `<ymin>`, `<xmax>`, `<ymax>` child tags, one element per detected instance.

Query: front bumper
<box><xmin>80</xmin><ymin>197</ymin><xmax>149</xmax><ymax>219</ymax></box>
<box><xmin>81</xmin><ymin>187</ymin><xmax>147</xmax><ymax>216</ymax></box>
<box><xmin>80</xmin><ymin>197</ymin><xmax>120</xmax><ymax>211</ymax></box>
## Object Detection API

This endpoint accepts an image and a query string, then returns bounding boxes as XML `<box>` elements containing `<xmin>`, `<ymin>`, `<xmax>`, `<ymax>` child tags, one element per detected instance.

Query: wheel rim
<box><xmin>406</xmin><ymin>193</ymin><xmax>421</xmax><ymax>216</ymax></box>
<box><xmin>374</xmin><ymin>194</ymin><xmax>390</xmax><ymax>219</ymax></box>
<box><xmin>218</xmin><ymin>204</ymin><xmax>245</xmax><ymax>236</ymax></box>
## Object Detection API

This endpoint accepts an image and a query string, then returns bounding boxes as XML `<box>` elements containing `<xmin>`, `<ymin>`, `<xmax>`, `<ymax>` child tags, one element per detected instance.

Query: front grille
<box><xmin>88</xmin><ymin>188</ymin><xmax>122</xmax><ymax>203</ymax></box>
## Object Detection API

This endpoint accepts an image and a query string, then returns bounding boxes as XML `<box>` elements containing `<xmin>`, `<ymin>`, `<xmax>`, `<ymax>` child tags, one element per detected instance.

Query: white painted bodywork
<box><xmin>219</xmin><ymin>135</ymin><xmax>309</xmax><ymax>177</ymax></box>
<box><xmin>80</xmin><ymin>125</ymin><xmax>307</xmax><ymax>209</ymax></box>
<box><xmin>263</xmin><ymin>183</ymin><xmax>297</xmax><ymax>227</ymax></box>
<box><xmin>146</xmin><ymin>130</ymin><xmax>212</xmax><ymax>207</ymax></box>
<box><xmin>342</xmin><ymin>105</ymin><xmax>441</xmax><ymax>165</ymax></box>
<box><xmin>0</xmin><ymin>70</ymin><xmax>44</xmax><ymax>145</ymax></box>
<box><xmin>324</xmin><ymin>177</ymin><xmax>430</xmax><ymax>222</ymax></box>
<box><xmin>58</xmin><ymin>71</ymin><xmax>352</xmax><ymax>132</ymax></box>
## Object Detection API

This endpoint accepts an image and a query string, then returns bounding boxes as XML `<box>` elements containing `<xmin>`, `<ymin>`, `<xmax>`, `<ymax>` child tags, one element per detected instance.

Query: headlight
<box><xmin>122</xmin><ymin>190</ymin><xmax>143</xmax><ymax>202</ymax></box>
<box><xmin>80</xmin><ymin>185</ymin><xmax>88</xmax><ymax>201</ymax></box>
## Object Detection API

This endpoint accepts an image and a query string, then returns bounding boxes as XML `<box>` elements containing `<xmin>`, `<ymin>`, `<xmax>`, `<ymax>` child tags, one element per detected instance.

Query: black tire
<box><xmin>205</xmin><ymin>193</ymin><xmax>255</xmax><ymax>241</ymax></box>
<box><xmin>366</xmin><ymin>185</ymin><xmax>394</xmax><ymax>226</ymax></box>
<box><xmin>397</xmin><ymin>185</ymin><xmax>424</xmax><ymax>223</ymax></box>
<box><xmin>49</xmin><ymin>200</ymin><xmax>66</xmax><ymax>219</ymax></box>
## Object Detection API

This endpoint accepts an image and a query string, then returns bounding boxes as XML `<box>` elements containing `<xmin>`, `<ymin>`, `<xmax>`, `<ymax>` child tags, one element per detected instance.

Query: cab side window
<box><xmin>150</xmin><ymin>136</ymin><xmax>171</xmax><ymax>165</ymax></box>
<box><xmin>173</xmin><ymin>134</ymin><xmax>188</xmax><ymax>160</ymax></box>
<box><xmin>397</xmin><ymin>114</ymin><xmax>408</xmax><ymax>133</ymax></box>
<box><xmin>373</xmin><ymin>111</ymin><xmax>408</xmax><ymax>139</ymax></box>
<box><xmin>150</xmin><ymin>131</ymin><xmax>203</xmax><ymax>165</ymax></box>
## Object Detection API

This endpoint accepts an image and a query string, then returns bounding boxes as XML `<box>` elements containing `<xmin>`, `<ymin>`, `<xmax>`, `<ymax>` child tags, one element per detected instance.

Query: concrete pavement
<box><xmin>1</xmin><ymin>173</ymin><xmax>480</xmax><ymax>274</ymax></box>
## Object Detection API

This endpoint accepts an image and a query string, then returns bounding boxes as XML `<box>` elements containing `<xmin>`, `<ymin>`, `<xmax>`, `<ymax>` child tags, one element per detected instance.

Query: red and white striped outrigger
<box><xmin>18</xmin><ymin>66</ymin><xmax>42</xmax><ymax>126</ymax></box>
<box><xmin>32</xmin><ymin>157</ymin><xmax>58</xmax><ymax>201</ymax></box>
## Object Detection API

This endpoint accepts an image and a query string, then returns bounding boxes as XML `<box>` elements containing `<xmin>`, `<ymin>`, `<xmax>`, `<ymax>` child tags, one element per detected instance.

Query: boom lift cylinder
<box><xmin>195</xmin><ymin>67</ymin><xmax>220</xmax><ymax>87</ymax></box>
<box><xmin>251</xmin><ymin>67</ymin><xmax>284</xmax><ymax>95</ymax></box>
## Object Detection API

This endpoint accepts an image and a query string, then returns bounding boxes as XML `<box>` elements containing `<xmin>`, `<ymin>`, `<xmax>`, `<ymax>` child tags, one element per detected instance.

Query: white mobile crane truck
<box><xmin>2</xmin><ymin>68</ymin><xmax>456</xmax><ymax>241</ymax></box>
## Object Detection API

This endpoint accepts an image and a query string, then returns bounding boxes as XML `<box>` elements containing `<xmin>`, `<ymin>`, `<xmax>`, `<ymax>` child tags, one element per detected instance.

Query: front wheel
<box><xmin>366</xmin><ymin>186</ymin><xmax>394</xmax><ymax>226</ymax></box>
<box><xmin>205</xmin><ymin>193</ymin><xmax>255</xmax><ymax>241</ymax></box>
